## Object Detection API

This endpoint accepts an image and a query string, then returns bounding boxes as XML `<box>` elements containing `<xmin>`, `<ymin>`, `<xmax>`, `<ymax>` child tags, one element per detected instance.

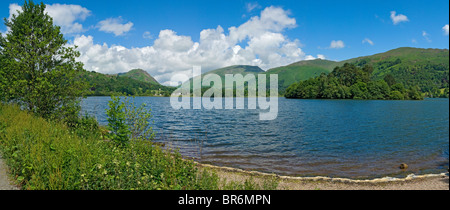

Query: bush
<box><xmin>389</xmin><ymin>91</ymin><xmax>405</xmax><ymax>100</ymax></box>
<box><xmin>106</xmin><ymin>96</ymin><xmax>131</xmax><ymax>146</ymax></box>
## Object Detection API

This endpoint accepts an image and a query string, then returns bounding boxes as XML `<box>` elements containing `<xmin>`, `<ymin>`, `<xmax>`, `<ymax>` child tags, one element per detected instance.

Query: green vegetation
<box><xmin>105</xmin><ymin>96</ymin><xmax>155</xmax><ymax>146</ymax></box>
<box><xmin>184</xmin><ymin>65</ymin><xmax>278</xmax><ymax>97</ymax></box>
<box><xmin>106</xmin><ymin>96</ymin><xmax>132</xmax><ymax>146</ymax></box>
<box><xmin>350</xmin><ymin>47</ymin><xmax>449</xmax><ymax>98</ymax></box>
<box><xmin>265</xmin><ymin>59</ymin><xmax>337</xmax><ymax>94</ymax></box>
<box><xmin>118</xmin><ymin>69</ymin><xmax>160</xmax><ymax>85</ymax></box>
<box><xmin>0</xmin><ymin>104</ymin><xmax>198</xmax><ymax>190</ymax></box>
<box><xmin>0</xmin><ymin>0</ymin><xmax>86</xmax><ymax>123</ymax></box>
<box><xmin>270</xmin><ymin>47</ymin><xmax>449</xmax><ymax>98</ymax></box>
<box><xmin>78</xmin><ymin>70</ymin><xmax>176</xmax><ymax>97</ymax></box>
<box><xmin>285</xmin><ymin>63</ymin><xmax>424</xmax><ymax>100</ymax></box>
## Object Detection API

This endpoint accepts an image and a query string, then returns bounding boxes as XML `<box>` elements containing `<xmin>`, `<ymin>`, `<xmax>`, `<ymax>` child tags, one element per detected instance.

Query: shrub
<box><xmin>106</xmin><ymin>96</ymin><xmax>131</xmax><ymax>146</ymax></box>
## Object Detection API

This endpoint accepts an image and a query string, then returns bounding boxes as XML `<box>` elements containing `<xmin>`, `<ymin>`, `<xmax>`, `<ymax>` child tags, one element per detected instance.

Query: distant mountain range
<box><xmin>81</xmin><ymin>47</ymin><xmax>449</xmax><ymax>97</ymax></box>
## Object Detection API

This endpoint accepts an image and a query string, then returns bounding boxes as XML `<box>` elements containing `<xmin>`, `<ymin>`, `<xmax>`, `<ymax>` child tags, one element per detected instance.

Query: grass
<box><xmin>0</xmin><ymin>103</ymin><xmax>278</xmax><ymax>190</ymax></box>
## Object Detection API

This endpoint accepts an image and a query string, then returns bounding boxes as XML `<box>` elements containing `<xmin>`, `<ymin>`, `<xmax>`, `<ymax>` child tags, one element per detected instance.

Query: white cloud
<box><xmin>7</xmin><ymin>3</ymin><xmax>91</xmax><ymax>35</ymax></box>
<box><xmin>390</xmin><ymin>11</ymin><xmax>409</xmax><ymax>25</ymax></box>
<box><xmin>229</xmin><ymin>6</ymin><xmax>297</xmax><ymax>43</ymax></box>
<box><xmin>443</xmin><ymin>24</ymin><xmax>449</xmax><ymax>36</ymax></box>
<box><xmin>329</xmin><ymin>40</ymin><xmax>345</xmax><ymax>49</ymax></box>
<box><xmin>246</xmin><ymin>2</ymin><xmax>261</xmax><ymax>12</ymax></box>
<box><xmin>362</xmin><ymin>38</ymin><xmax>374</xmax><ymax>46</ymax></box>
<box><xmin>97</xmin><ymin>17</ymin><xmax>133</xmax><ymax>36</ymax></box>
<box><xmin>71</xmin><ymin>6</ymin><xmax>312</xmax><ymax>86</ymax></box>
<box><xmin>7</xmin><ymin>3</ymin><xmax>22</xmax><ymax>22</ymax></box>
<box><xmin>412</xmin><ymin>39</ymin><xmax>418</xmax><ymax>44</ymax></box>
<box><xmin>142</xmin><ymin>31</ymin><xmax>153</xmax><ymax>39</ymax></box>
<box><xmin>422</xmin><ymin>31</ymin><xmax>432</xmax><ymax>42</ymax></box>
<box><xmin>317</xmin><ymin>54</ymin><xmax>326</xmax><ymax>60</ymax></box>
<box><xmin>45</xmin><ymin>4</ymin><xmax>91</xmax><ymax>34</ymax></box>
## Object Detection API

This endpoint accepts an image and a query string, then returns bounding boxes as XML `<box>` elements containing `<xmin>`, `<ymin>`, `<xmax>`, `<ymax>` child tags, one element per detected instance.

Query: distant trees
<box><xmin>0</xmin><ymin>1</ymin><xmax>86</xmax><ymax>123</ymax></box>
<box><xmin>77</xmin><ymin>71</ymin><xmax>175</xmax><ymax>97</ymax></box>
<box><xmin>285</xmin><ymin>63</ymin><xmax>424</xmax><ymax>100</ymax></box>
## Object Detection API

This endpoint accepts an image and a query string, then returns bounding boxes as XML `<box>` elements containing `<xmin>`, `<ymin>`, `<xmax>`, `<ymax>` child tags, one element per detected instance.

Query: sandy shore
<box><xmin>198</xmin><ymin>163</ymin><xmax>449</xmax><ymax>190</ymax></box>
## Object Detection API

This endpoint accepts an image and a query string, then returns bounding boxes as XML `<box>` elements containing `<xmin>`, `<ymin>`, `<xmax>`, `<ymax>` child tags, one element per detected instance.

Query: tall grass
<box><xmin>0</xmin><ymin>103</ymin><xmax>278</xmax><ymax>190</ymax></box>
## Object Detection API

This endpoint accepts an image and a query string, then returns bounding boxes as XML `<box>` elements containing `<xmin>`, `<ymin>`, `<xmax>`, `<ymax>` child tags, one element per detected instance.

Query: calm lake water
<box><xmin>81</xmin><ymin>97</ymin><xmax>449</xmax><ymax>179</ymax></box>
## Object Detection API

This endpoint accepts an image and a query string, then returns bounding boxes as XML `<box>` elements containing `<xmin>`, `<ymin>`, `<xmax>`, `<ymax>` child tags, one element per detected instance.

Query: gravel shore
<box><xmin>199</xmin><ymin>163</ymin><xmax>449</xmax><ymax>190</ymax></box>
<box><xmin>0</xmin><ymin>154</ymin><xmax>19</xmax><ymax>190</ymax></box>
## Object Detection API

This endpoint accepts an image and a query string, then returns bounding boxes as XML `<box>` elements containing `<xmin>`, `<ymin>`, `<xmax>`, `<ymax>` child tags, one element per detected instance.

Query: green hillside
<box><xmin>269</xmin><ymin>47</ymin><xmax>449</xmax><ymax>97</ymax></box>
<box><xmin>345</xmin><ymin>47</ymin><xmax>449</xmax><ymax>95</ymax></box>
<box><xmin>117</xmin><ymin>69</ymin><xmax>160</xmax><ymax>85</ymax></box>
<box><xmin>265</xmin><ymin>59</ymin><xmax>338</xmax><ymax>93</ymax></box>
<box><xmin>199</xmin><ymin>65</ymin><xmax>264</xmax><ymax>81</ymax></box>
<box><xmin>188</xmin><ymin>65</ymin><xmax>264</xmax><ymax>88</ymax></box>
<box><xmin>78</xmin><ymin>70</ymin><xmax>175</xmax><ymax>96</ymax></box>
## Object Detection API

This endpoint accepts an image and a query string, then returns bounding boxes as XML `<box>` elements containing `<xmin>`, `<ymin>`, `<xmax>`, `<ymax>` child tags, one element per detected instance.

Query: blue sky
<box><xmin>1</xmin><ymin>0</ymin><xmax>449</xmax><ymax>85</ymax></box>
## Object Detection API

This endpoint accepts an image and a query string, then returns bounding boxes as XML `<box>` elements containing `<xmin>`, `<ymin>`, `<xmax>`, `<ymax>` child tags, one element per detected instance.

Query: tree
<box><xmin>383</xmin><ymin>74</ymin><xmax>396</xmax><ymax>87</ymax></box>
<box><xmin>0</xmin><ymin>1</ymin><xmax>86</xmax><ymax>122</ymax></box>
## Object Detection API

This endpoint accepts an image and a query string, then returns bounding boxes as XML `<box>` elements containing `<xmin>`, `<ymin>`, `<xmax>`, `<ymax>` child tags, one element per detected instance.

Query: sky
<box><xmin>1</xmin><ymin>0</ymin><xmax>449</xmax><ymax>85</ymax></box>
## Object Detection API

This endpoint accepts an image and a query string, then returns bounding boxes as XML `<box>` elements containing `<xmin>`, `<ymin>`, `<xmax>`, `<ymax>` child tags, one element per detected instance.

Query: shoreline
<box><xmin>196</xmin><ymin>162</ymin><xmax>449</xmax><ymax>190</ymax></box>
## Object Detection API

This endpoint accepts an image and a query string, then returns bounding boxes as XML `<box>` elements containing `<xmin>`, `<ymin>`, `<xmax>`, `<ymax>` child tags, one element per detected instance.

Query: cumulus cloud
<box><xmin>362</xmin><ymin>38</ymin><xmax>374</xmax><ymax>46</ymax></box>
<box><xmin>71</xmin><ymin>6</ymin><xmax>315</xmax><ymax>86</ymax></box>
<box><xmin>7</xmin><ymin>3</ymin><xmax>91</xmax><ymax>35</ymax></box>
<box><xmin>390</xmin><ymin>11</ymin><xmax>409</xmax><ymax>25</ymax></box>
<box><xmin>97</xmin><ymin>17</ymin><xmax>134</xmax><ymax>36</ymax></box>
<box><xmin>329</xmin><ymin>40</ymin><xmax>345</xmax><ymax>49</ymax></box>
<box><xmin>443</xmin><ymin>24</ymin><xmax>449</xmax><ymax>36</ymax></box>
<box><xmin>45</xmin><ymin>4</ymin><xmax>91</xmax><ymax>34</ymax></box>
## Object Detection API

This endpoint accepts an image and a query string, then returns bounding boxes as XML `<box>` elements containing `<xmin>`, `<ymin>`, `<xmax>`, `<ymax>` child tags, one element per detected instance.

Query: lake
<box><xmin>81</xmin><ymin>97</ymin><xmax>449</xmax><ymax>179</ymax></box>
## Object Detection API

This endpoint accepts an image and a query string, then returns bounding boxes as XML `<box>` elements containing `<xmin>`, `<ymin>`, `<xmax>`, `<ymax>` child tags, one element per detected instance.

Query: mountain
<box><xmin>344</xmin><ymin>47</ymin><xmax>449</xmax><ymax>93</ymax></box>
<box><xmin>187</xmin><ymin>65</ymin><xmax>264</xmax><ymax>88</ymax></box>
<box><xmin>117</xmin><ymin>69</ymin><xmax>159</xmax><ymax>85</ymax></box>
<box><xmin>201</xmin><ymin>65</ymin><xmax>264</xmax><ymax>78</ymax></box>
<box><xmin>267</xmin><ymin>47</ymin><xmax>449</xmax><ymax>95</ymax></box>
<box><xmin>78</xmin><ymin>70</ymin><xmax>175</xmax><ymax>96</ymax></box>
<box><xmin>265</xmin><ymin>59</ymin><xmax>338</xmax><ymax>93</ymax></box>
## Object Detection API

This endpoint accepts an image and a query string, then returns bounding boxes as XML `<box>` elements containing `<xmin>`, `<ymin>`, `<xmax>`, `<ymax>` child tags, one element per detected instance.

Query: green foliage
<box><xmin>285</xmin><ymin>63</ymin><xmax>423</xmax><ymax>100</ymax></box>
<box><xmin>0</xmin><ymin>0</ymin><xmax>87</xmax><ymax>121</ymax></box>
<box><xmin>78</xmin><ymin>70</ymin><xmax>175</xmax><ymax>97</ymax></box>
<box><xmin>389</xmin><ymin>91</ymin><xmax>405</xmax><ymax>100</ymax></box>
<box><xmin>106</xmin><ymin>96</ymin><xmax>156</xmax><ymax>146</ymax></box>
<box><xmin>268</xmin><ymin>47</ymin><xmax>448</xmax><ymax>97</ymax></box>
<box><xmin>383</xmin><ymin>74</ymin><xmax>397</xmax><ymax>87</ymax></box>
<box><xmin>123</xmin><ymin>97</ymin><xmax>155</xmax><ymax>141</ymax></box>
<box><xmin>106</xmin><ymin>96</ymin><xmax>131</xmax><ymax>146</ymax></box>
<box><xmin>351</xmin><ymin>48</ymin><xmax>449</xmax><ymax>97</ymax></box>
